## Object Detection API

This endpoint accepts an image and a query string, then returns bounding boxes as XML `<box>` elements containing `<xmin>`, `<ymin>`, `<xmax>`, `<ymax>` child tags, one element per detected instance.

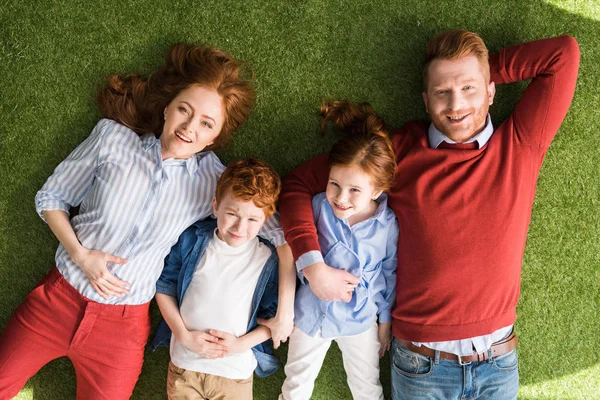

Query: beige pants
<box><xmin>167</xmin><ymin>361</ymin><xmax>253</xmax><ymax>400</ymax></box>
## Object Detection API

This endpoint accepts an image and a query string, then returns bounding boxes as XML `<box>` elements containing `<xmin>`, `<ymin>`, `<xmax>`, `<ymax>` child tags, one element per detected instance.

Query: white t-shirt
<box><xmin>170</xmin><ymin>230</ymin><xmax>271</xmax><ymax>379</ymax></box>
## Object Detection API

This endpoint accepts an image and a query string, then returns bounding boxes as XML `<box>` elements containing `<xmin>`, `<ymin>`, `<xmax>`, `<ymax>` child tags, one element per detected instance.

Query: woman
<box><xmin>0</xmin><ymin>44</ymin><xmax>292</xmax><ymax>399</ymax></box>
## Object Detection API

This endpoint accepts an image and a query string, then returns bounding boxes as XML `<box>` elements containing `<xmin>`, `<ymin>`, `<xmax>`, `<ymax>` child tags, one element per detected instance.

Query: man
<box><xmin>279</xmin><ymin>30</ymin><xmax>579</xmax><ymax>399</ymax></box>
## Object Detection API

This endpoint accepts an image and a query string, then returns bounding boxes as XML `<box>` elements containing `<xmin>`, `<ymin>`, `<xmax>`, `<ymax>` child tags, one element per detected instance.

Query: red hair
<box><xmin>423</xmin><ymin>30</ymin><xmax>490</xmax><ymax>89</ymax></box>
<box><xmin>321</xmin><ymin>100</ymin><xmax>396</xmax><ymax>192</ymax></box>
<box><xmin>215</xmin><ymin>158</ymin><xmax>281</xmax><ymax>219</ymax></box>
<box><xmin>97</xmin><ymin>44</ymin><xmax>255</xmax><ymax>151</ymax></box>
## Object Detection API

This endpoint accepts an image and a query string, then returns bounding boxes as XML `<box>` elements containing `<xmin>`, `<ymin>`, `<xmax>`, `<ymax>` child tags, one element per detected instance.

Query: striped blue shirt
<box><xmin>35</xmin><ymin>119</ymin><xmax>284</xmax><ymax>305</ymax></box>
<box><xmin>294</xmin><ymin>193</ymin><xmax>398</xmax><ymax>338</ymax></box>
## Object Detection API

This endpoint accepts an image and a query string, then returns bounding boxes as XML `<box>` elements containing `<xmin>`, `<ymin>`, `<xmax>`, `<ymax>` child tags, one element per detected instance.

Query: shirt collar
<box><xmin>141</xmin><ymin>133</ymin><xmax>160</xmax><ymax>151</ymax></box>
<box><xmin>161</xmin><ymin>156</ymin><xmax>199</xmax><ymax>175</ymax></box>
<box><xmin>371</xmin><ymin>193</ymin><xmax>392</xmax><ymax>226</ymax></box>
<box><xmin>147</xmin><ymin>134</ymin><xmax>200</xmax><ymax>176</ymax></box>
<box><xmin>427</xmin><ymin>114</ymin><xmax>494</xmax><ymax>149</ymax></box>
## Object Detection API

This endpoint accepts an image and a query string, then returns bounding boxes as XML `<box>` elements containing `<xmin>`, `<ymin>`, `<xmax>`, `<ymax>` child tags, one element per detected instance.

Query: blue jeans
<box><xmin>391</xmin><ymin>338</ymin><xmax>519</xmax><ymax>400</ymax></box>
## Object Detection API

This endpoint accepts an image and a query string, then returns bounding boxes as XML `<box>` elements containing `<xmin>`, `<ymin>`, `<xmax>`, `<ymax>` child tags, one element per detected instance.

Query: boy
<box><xmin>152</xmin><ymin>158</ymin><xmax>283</xmax><ymax>399</ymax></box>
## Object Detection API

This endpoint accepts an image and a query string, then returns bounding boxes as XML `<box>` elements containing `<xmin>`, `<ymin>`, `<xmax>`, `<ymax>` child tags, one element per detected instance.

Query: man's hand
<box><xmin>257</xmin><ymin>313</ymin><xmax>294</xmax><ymax>349</ymax></box>
<box><xmin>179</xmin><ymin>330</ymin><xmax>228</xmax><ymax>359</ymax></box>
<box><xmin>303</xmin><ymin>262</ymin><xmax>360</xmax><ymax>302</ymax></box>
<box><xmin>71</xmin><ymin>247</ymin><xmax>129</xmax><ymax>299</ymax></box>
<box><xmin>378</xmin><ymin>322</ymin><xmax>392</xmax><ymax>358</ymax></box>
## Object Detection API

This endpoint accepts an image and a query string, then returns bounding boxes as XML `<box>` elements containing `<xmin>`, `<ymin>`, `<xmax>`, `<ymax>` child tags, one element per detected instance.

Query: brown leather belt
<box><xmin>397</xmin><ymin>333</ymin><xmax>518</xmax><ymax>364</ymax></box>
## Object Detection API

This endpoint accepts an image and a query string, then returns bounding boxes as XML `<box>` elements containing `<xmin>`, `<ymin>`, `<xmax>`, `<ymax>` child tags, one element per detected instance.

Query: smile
<box><xmin>334</xmin><ymin>202</ymin><xmax>352</xmax><ymax>211</ymax></box>
<box><xmin>446</xmin><ymin>113</ymin><xmax>469</xmax><ymax>122</ymax></box>
<box><xmin>175</xmin><ymin>131</ymin><xmax>192</xmax><ymax>143</ymax></box>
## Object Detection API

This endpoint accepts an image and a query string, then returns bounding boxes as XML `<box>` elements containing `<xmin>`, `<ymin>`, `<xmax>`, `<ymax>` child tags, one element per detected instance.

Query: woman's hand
<box><xmin>179</xmin><ymin>330</ymin><xmax>228</xmax><ymax>359</ymax></box>
<box><xmin>71</xmin><ymin>247</ymin><xmax>130</xmax><ymax>299</ymax></box>
<box><xmin>378</xmin><ymin>322</ymin><xmax>392</xmax><ymax>358</ymax></box>
<box><xmin>257</xmin><ymin>313</ymin><xmax>294</xmax><ymax>349</ymax></box>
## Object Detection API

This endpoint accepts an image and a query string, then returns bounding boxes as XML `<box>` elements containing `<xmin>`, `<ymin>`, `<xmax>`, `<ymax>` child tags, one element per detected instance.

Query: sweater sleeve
<box><xmin>489</xmin><ymin>35</ymin><xmax>580</xmax><ymax>152</ymax></box>
<box><xmin>279</xmin><ymin>153</ymin><xmax>330</xmax><ymax>261</ymax></box>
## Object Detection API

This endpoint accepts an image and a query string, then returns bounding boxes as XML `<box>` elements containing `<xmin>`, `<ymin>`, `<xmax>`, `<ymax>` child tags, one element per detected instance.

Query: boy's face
<box><xmin>212</xmin><ymin>190</ymin><xmax>267</xmax><ymax>247</ymax></box>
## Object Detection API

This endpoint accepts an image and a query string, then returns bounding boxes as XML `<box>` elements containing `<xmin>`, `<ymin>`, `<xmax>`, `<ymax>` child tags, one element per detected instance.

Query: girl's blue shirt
<box><xmin>293</xmin><ymin>192</ymin><xmax>399</xmax><ymax>339</ymax></box>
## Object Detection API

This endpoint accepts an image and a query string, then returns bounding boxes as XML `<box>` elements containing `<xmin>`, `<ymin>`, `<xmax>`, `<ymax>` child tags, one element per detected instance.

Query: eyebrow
<box><xmin>329</xmin><ymin>178</ymin><xmax>365</xmax><ymax>190</ymax></box>
<box><xmin>180</xmin><ymin>101</ymin><xmax>216</xmax><ymax>123</ymax></box>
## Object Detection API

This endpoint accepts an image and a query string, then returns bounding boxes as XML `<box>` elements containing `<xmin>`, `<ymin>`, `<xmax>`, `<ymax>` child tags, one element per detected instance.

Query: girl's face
<box><xmin>325</xmin><ymin>164</ymin><xmax>383</xmax><ymax>225</ymax></box>
<box><xmin>161</xmin><ymin>85</ymin><xmax>225</xmax><ymax>160</ymax></box>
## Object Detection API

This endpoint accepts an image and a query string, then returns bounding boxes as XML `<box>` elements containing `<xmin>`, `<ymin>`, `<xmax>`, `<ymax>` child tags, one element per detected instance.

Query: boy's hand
<box><xmin>180</xmin><ymin>330</ymin><xmax>227</xmax><ymax>359</ymax></box>
<box><xmin>303</xmin><ymin>262</ymin><xmax>359</xmax><ymax>302</ymax></box>
<box><xmin>209</xmin><ymin>329</ymin><xmax>247</xmax><ymax>355</ymax></box>
<box><xmin>257</xmin><ymin>313</ymin><xmax>294</xmax><ymax>349</ymax></box>
<box><xmin>378</xmin><ymin>322</ymin><xmax>392</xmax><ymax>358</ymax></box>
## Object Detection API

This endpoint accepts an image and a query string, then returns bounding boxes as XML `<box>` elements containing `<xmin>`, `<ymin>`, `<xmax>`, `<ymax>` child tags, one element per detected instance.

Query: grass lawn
<box><xmin>1</xmin><ymin>0</ymin><xmax>598</xmax><ymax>399</ymax></box>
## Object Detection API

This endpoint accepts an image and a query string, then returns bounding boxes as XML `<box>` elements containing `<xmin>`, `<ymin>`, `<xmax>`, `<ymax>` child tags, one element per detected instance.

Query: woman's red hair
<box><xmin>97</xmin><ymin>44</ymin><xmax>255</xmax><ymax>151</ymax></box>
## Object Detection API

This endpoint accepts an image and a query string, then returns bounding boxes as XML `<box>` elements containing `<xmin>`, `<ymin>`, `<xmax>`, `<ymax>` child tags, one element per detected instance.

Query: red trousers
<box><xmin>0</xmin><ymin>267</ymin><xmax>151</xmax><ymax>400</ymax></box>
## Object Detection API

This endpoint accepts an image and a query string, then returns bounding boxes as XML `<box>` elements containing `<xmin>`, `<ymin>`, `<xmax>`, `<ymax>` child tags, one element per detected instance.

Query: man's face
<box><xmin>212</xmin><ymin>190</ymin><xmax>267</xmax><ymax>247</ymax></box>
<box><xmin>423</xmin><ymin>55</ymin><xmax>495</xmax><ymax>143</ymax></box>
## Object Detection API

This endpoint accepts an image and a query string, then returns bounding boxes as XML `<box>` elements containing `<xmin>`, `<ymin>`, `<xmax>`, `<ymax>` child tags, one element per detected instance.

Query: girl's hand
<box><xmin>257</xmin><ymin>313</ymin><xmax>294</xmax><ymax>349</ymax></box>
<box><xmin>209</xmin><ymin>329</ymin><xmax>247</xmax><ymax>355</ymax></box>
<box><xmin>378</xmin><ymin>322</ymin><xmax>392</xmax><ymax>358</ymax></box>
<box><xmin>70</xmin><ymin>247</ymin><xmax>130</xmax><ymax>299</ymax></box>
<box><xmin>180</xmin><ymin>330</ymin><xmax>228</xmax><ymax>359</ymax></box>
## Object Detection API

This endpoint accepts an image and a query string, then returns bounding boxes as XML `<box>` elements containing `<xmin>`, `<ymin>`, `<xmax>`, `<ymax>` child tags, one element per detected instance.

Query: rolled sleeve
<box><xmin>35</xmin><ymin>120</ymin><xmax>107</xmax><ymax>223</ymax></box>
<box><xmin>155</xmin><ymin>278</ymin><xmax>177</xmax><ymax>297</ymax></box>
<box><xmin>296</xmin><ymin>251</ymin><xmax>324</xmax><ymax>283</ymax></box>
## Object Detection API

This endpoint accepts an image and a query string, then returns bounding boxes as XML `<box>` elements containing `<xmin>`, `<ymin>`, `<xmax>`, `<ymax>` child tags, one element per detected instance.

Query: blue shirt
<box><xmin>150</xmin><ymin>219</ymin><xmax>280</xmax><ymax>378</ymax></box>
<box><xmin>35</xmin><ymin>119</ymin><xmax>284</xmax><ymax>305</ymax></box>
<box><xmin>294</xmin><ymin>193</ymin><xmax>399</xmax><ymax>338</ymax></box>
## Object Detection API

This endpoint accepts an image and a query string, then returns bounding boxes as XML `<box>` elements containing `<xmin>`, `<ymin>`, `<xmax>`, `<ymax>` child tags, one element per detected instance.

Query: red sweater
<box><xmin>280</xmin><ymin>36</ymin><xmax>580</xmax><ymax>342</ymax></box>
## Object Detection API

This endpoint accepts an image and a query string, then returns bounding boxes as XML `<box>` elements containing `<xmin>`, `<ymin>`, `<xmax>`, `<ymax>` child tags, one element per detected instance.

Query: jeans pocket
<box><xmin>392</xmin><ymin>343</ymin><xmax>434</xmax><ymax>377</ymax></box>
<box><xmin>492</xmin><ymin>349</ymin><xmax>519</xmax><ymax>372</ymax></box>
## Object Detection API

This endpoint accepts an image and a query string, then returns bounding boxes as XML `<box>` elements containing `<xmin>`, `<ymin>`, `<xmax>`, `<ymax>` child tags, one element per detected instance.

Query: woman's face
<box><xmin>161</xmin><ymin>85</ymin><xmax>225</xmax><ymax>160</ymax></box>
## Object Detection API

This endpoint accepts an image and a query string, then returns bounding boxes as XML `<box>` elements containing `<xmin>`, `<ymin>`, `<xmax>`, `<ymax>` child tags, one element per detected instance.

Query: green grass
<box><xmin>1</xmin><ymin>0</ymin><xmax>598</xmax><ymax>399</ymax></box>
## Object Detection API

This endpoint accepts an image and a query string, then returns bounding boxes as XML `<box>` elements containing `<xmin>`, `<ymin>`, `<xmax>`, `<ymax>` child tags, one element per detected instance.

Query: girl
<box><xmin>280</xmin><ymin>100</ymin><xmax>399</xmax><ymax>400</ymax></box>
<box><xmin>0</xmin><ymin>44</ymin><xmax>292</xmax><ymax>399</ymax></box>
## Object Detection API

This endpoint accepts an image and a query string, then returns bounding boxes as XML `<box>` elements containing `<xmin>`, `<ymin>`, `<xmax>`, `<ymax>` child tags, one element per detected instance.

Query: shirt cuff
<box><xmin>155</xmin><ymin>281</ymin><xmax>177</xmax><ymax>298</ymax></box>
<box><xmin>378</xmin><ymin>310</ymin><xmax>392</xmax><ymax>324</ymax></box>
<box><xmin>296</xmin><ymin>251</ymin><xmax>324</xmax><ymax>283</ymax></box>
<box><xmin>35</xmin><ymin>197</ymin><xmax>70</xmax><ymax>223</ymax></box>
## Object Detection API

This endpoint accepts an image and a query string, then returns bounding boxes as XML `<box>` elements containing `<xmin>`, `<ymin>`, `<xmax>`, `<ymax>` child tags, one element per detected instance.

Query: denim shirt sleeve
<box><xmin>155</xmin><ymin>231</ymin><xmax>186</xmax><ymax>298</ymax></box>
<box><xmin>376</xmin><ymin>217</ymin><xmax>399</xmax><ymax>323</ymax></box>
<box><xmin>256</xmin><ymin>254</ymin><xmax>280</xmax><ymax>320</ymax></box>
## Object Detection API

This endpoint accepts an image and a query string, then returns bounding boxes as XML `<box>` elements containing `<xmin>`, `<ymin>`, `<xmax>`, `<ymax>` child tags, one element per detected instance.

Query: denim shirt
<box><xmin>150</xmin><ymin>219</ymin><xmax>280</xmax><ymax>378</ymax></box>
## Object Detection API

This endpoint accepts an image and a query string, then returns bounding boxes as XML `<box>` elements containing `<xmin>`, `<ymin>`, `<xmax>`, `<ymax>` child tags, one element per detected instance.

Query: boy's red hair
<box><xmin>215</xmin><ymin>158</ymin><xmax>281</xmax><ymax>219</ymax></box>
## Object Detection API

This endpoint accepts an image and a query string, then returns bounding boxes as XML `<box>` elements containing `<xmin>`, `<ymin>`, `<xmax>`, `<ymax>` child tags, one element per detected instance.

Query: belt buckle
<box><xmin>457</xmin><ymin>355</ymin><xmax>472</xmax><ymax>366</ymax></box>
